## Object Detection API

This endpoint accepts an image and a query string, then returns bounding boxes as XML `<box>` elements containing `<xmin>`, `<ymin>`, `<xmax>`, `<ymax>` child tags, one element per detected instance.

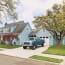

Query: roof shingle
<box><xmin>5</xmin><ymin>21</ymin><xmax>28</xmax><ymax>33</ymax></box>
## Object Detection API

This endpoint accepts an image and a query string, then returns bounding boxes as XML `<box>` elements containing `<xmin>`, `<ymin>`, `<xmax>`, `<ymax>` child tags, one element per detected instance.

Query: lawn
<box><xmin>0</xmin><ymin>44</ymin><xmax>21</xmax><ymax>49</ymax></box>
<box><xmin>44</xmin><ymin>45</ymin><xmax>65</xmax><ymax>56</ymax></box>
<box><xmin>30</xmin><ymin>55</ymin><xmax>63</xmax><ymax>63</ymax></box>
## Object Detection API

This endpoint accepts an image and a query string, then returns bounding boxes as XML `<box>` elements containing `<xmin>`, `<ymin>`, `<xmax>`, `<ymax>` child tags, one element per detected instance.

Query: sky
<box><xmin>16</xmin><ymin>0</ymin><xmax>62</xmax><ymax>28</ymax></box>
<box><xmin>0</xmin><ymin>0</ymin><xmax>62</xmax><ymax>28</ymax></box>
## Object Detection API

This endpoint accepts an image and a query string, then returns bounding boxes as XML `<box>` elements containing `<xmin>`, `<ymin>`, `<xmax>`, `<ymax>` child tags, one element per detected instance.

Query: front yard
<box><xmin>0</xmin><ymin>44</ymin><xmax>21</xmax><ymax>49</ymax></box>
<box><xmin>30</xmin><ymin>55</ymin><xmax>63</xmax><ymax>63</ymax></box>
<box><xmin>44</xmin><ymin>45</ymin><xmax>65</xmax><ymax>56</ymax></box>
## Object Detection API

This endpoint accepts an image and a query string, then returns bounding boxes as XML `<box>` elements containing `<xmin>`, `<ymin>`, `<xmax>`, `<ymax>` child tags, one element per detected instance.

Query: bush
<box><xmin>0</xmin><ymin>40</ymin><xmax>6</xmax><ymax>45</ymax></box>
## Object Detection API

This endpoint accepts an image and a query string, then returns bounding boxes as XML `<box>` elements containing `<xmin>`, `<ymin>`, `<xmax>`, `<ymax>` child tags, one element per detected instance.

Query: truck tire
<box><xmin>31</xmin><ymin>45</ymin><xmax>36</xmax><ymax>50</ymax></box>
<box><xmin>29</xmin><ymin>46</ymin><xmax>32</xmax><ymax>49</ymax></box>
<box><xmin>23</xmin><ymin>46</ymin><xmax>27</xmax><ymax>49</ymax></box>
<box><xmin>41</xmin><ymin>44</ymin><xmax>44</xmax><ymax>47</ymax></box>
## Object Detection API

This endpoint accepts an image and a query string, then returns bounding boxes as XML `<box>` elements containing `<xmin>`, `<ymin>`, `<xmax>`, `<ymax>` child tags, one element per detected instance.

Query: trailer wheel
<box><xmin>23</xmin><ymin>46</ymin><xmax>27</xmax><ymax>49</ymax></box>
<box><xmin>41</xmin><ymin>44</ymin><xmax>44</xmax><ymax>47</ymax></box>
<box><xmin>32</xmin><ymin>45</ymin><xmax>36</xmax><ymax>50</ymax></box>
<box><xmin>29</xmin><ymin>46</ymin><xmax>32</xmax><ymax>49</ymax></box>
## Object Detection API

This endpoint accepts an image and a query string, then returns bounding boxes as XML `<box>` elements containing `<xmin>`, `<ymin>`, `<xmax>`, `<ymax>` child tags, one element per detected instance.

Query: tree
<box><xmin>33</xmin><ymin>3</ymin><xmax>65</xmax><ymax>46</ymax></box>
<box><xmin>0</xmin><ymin>0</ymin><xmax>18</xmax><ymax>23</ymax></box>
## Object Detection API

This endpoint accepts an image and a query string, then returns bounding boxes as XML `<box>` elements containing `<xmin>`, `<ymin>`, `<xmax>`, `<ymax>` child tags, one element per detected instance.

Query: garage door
<box><xmin>44</xmin><ymin>37</ymin><xmax>49</xmax><ymax>46</ymax></box>
<box><xmin>40</xmin><ymin>37</ymin><xmax>49</xmax><ymax>46</ymax></box>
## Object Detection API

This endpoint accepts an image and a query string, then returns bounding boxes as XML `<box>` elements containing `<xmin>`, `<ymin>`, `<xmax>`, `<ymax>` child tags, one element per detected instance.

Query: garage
<box><xmin>29</xmin><ymin>29</ymin><xmax>54</xmax><ymax>46</ymax></box>
<box><xmin>40</xmin><ymin>37</ymin><xmax>49</xmax><ymax>46</ymax></box>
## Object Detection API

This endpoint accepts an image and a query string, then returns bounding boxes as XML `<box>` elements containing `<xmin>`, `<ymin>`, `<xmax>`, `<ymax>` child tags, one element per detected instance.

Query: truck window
<box><xmin>30</xmin><ymin>37</ymin><xmax>34</xmax><ymax>40</ymax></box>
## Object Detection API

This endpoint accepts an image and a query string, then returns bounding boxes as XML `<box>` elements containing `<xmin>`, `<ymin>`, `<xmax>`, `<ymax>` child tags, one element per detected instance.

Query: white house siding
<box><xmin>49</xmin><ymin>36</ymin><xmax>54</xmax><ymax>46</ymax></box>
<box><xmin>62</xmin><ymin>36</ymin><xmax>65</xmax><ymax>45</ymax></box>
<box><xmin>12</xmin><ymin>38</ymin><xmax>20</xmax><ymax>45</ymax></box>
<box><xmin>19</xmin><ymin>23</ymin><xmax>32</xmax><ymax>45</ymax></box>
<box><xmin>36</xmin><ymin>29</ymin><xmax>54</xmax><ymax>46</ymax></box>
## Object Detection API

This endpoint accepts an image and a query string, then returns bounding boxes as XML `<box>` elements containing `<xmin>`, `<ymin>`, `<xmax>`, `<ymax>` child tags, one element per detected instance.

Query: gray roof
<box><xmin>29</xmin><ymin>28</ymin><xmax>55</xmax><ymax>37</ymax></box>
<box><xmin>13</xmin><ymin>22</ymin><xmax>27</xmax><ymax>33</ymax></box>
<box><xmin>5</xmin><ymin>21</ymin><xmax>24</xmax><ymax>28</ymax></box>
<box><xmin>29</xmin><ymin>29</ymin><xmax>40</xmax><ymax>36</ymax></box>
<box><xmin>5</xmin><ymin>21</ymin><xmax>28</xmax><ymax>33</ymax></box>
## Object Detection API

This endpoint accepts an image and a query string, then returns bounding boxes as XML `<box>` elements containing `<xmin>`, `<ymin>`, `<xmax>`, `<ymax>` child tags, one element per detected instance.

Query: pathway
<box><xmin>0</xmin><ymin>45</ymin><xmax>49</xmax><ymax>58</ymax></box>
<box><xmin>0</xmin><ymin>45</ymin><xmax>65</xmax><ymax>65</ymax></box>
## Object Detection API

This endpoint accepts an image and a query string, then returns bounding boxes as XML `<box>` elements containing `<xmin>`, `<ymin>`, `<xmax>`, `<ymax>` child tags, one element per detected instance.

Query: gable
<box><xmin>36</xmin><ymin>29</ymin><xmax>52</xmax><ymax>37</ymax></box>
<box><xmin>18</xmin><ymin>23</ymin><xmax>32</xmax><ymax>45</ymax></box>
<box><xmin>13</xmin><ymin>23</ymin><xmax>27</xmax><ymax>33</ymax></box>
<box><xmin>20</xmin><ymin>23</ymin><xmax>32</xmax><ymax>36</ymax></box>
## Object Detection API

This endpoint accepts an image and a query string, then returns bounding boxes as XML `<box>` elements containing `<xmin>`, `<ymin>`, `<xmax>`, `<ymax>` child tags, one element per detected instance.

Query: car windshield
<box><xmin>30</xmin><ymin>37</ymin><xmax>34</xmax><ymax>40</ymax></box>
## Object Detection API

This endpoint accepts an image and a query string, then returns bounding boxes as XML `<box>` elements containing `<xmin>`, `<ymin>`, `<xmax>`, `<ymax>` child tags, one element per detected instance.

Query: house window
<box><xmin>30</xmin><ymin>37</ymin><xmax>34</xmax><ymax>40</ymax></box>
<box><xmin>9</xmin><ymin>28</ymin><xmax>11</xmax><ymax>32</ymax></box>
<box><xmin>43</xmin><ymin>37</ymin><xmax>45</xmax><ymax>38</ymax></box>
<box><xmin>46</xmin><ymin>37</ymin><xmax>48</xmax><ymax>38</ymax></box>
<box><xmin>40</xmin><ymin>37</ymin><xmax>42</xmax><ymax>38</ymax></box>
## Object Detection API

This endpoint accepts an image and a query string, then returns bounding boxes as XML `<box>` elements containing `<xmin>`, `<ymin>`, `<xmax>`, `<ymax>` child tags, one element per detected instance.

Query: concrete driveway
<box><xmin>0</xmin><ymin>46</ymin><xmax>49</xmax><ymax>58</ymax></box>
<box><xmin>0</xmin><ymin>46</ymin><xmax>64</xmax><ymax>65</ymax></box>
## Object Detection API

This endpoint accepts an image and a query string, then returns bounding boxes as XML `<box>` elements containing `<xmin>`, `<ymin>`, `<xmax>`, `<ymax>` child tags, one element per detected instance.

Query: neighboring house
<box><xmin>0</xmin><ymin>21</ymin><xmax>65</xmax><ymax>46</ymax></box>
<box><xmin>62</xmin><ymin>36</ymin><xmax>65</xmax><ymax>45</ymax></box>
<box><xmin>0</xmin><ymin>21</ymin><xmax>32</xmax><ymax>45</ymax></box>
<box><xmin>29</xmin><ymin>29</ymin><xmax>56</xmax><ymax>46</ymax></box>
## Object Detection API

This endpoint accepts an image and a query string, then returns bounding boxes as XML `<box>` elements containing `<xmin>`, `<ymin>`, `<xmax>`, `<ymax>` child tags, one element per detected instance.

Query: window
<box><xmin>29</xmin><ymin>35</ymin><xmax>36</xmax><ymax>37</ymax></box>
<box><xmin>46</xmin><ymin>37</ymin><xmax>48</xmax><ymax>38</ymax></box>
<box><xmin>43</xmin><ymin>37</ymin><xmax>45</xmax><ymax>38</ymax></box>
<box><xmin>30</xmin><ymin>37</ymin><xmax>34</xmax><ymax>40</ymax></box>
<box><xmin>40</xmin><ymin>37</ymin><xmax>42</xmax><ymax>38</ymax></box>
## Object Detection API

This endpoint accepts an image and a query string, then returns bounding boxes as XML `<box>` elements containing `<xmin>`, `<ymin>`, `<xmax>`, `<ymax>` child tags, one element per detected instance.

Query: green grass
<box><xmin>44</xmin><ymin>45</ymin><xmax>65</xmax><ymax>56</ymax></box>
<box><xmin>0</xmin><ymin>44</ymin><xmax>21</xmax><ymax>49</ymax></box>
<box><xmin>31</xmin><ymin>55</ymin><xmax>63</xmax><ymax>63</ymax></box>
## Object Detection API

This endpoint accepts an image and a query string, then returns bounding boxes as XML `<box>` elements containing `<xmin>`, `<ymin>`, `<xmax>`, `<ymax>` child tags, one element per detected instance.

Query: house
<box><xmin>0</xmin><ymin>21</ymin><xmax>32</xmax><ymax>45</ymax></box>
<box><xmin>0</xmin><ymin>21</ymin><xmax>64</xmax><ymax>46</ymax></box>
<box><xmin>29</xmin><ymin>29</ymin><xmax>57</xmax><ymax>46</ymax></box>
<box><xmin>62</xmin><ymin>36</ymin><xmax>65</xmax><ymax>45</ymax></box>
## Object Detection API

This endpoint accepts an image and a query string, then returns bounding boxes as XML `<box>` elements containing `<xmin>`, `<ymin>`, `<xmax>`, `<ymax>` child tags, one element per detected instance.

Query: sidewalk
<box><xmin>36</xmin><ymin>52</ymin><xmax>65</xmax><ymax>65</ymax></box>
<box><xmin>0</xmin><ymin>46</ymin><xmax>65</xmax><ymax>65</ymax></box>
<box><xmin>0</xmin><ymin>45</ymin><xmax>49</xmax><ymax>58</ymax></box>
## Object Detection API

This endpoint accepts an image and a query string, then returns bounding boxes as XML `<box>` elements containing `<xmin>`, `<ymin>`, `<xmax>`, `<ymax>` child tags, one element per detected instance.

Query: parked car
<box><xmin>22</xmin><ymin>39</ymin><xmax>45</xmax><ymax>50</ymax></box>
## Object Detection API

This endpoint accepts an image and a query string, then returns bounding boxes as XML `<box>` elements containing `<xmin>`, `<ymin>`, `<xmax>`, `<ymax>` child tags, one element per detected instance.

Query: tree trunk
<box><xmin>56</xmin><ymin>39</ymin><xmax>62</xmax><ymax>46</ymax></box>
<box><xmin>56</xmin><ymin>32</ymin><xmax>63</xmax><ymax>46</ymax></box>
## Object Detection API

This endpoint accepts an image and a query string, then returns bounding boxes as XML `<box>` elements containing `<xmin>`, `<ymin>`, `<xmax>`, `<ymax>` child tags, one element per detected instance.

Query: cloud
<box><xmin>16</xmin><ymin>0</ymin><xmax>62</xmax><ymax>28</ymax></box>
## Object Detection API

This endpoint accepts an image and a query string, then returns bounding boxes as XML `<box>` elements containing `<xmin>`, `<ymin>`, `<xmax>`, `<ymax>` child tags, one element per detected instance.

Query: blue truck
<box><xmin>22</xmin><ymin>39</ymin><xmax>45</xmax><ymax>50</ymax></box>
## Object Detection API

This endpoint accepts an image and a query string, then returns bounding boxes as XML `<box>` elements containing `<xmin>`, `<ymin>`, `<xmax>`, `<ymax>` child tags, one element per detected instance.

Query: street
<box><xmin>0</xmin><ymin>54</ymin><xmax>58</xmax><ymax>65</ymax></box>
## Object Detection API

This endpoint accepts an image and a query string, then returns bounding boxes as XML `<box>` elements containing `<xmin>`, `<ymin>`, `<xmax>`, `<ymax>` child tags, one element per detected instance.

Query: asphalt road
<box><xmin>0</xmin><ymin>54</ymin><xmax>59</xmax><ymax>65</ymax></box>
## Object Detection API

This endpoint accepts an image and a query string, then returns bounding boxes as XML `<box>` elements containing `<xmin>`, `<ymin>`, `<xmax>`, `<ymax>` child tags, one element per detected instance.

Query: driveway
<box><xmin>0</xmin><ymin>46</ymin><xmax>64</xmax><ymax>65</ymax></box>
<box><xmin>0</xmin><ymin>54</ymin><xmax>58</xmax><ymax>65</ymax></box>
<box><xmin>0</xmin><ymin>45</ymin><xmax>49</xmax><ymax>58</ymax></box>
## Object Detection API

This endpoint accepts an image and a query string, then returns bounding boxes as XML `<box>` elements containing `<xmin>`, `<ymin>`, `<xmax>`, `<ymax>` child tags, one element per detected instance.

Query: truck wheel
<box><xmin>29</xmin><ymin>46</ymin><xmax>32</xmax><ymax>49</ymax></box>
<box><xmin>32</xmin><ymin>45</ymin><xmax>36</xmax><ymax>50</ymax></box>
<box><xmin>41</xmin><ymin>44</ymin><xmax>44</xmax><ymax>47</ymax></box>
<box><xmin>23</xmin><ymin>46</ymin><xmax>27</xmax><ymax>49</ymax></box>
